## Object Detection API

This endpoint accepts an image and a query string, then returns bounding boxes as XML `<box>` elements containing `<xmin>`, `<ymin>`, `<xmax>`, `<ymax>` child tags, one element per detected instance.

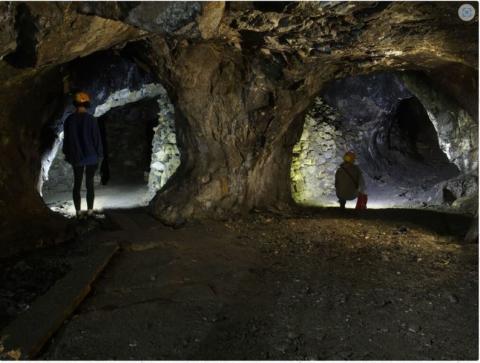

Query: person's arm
<box><xmin>62</xmin><ymin>117</ymin><xmax>70</xmax><ymax>160</ymax></box>
<box><xmin>92</xmin><ymin>116</ymin><xmax>103</xmax><ymax>159</ymax></box>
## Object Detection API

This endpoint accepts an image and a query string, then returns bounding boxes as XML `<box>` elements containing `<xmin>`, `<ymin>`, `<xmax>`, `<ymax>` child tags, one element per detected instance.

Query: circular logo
<box><xmin>458</xmin><ymin>4</ymin><xmax>475</xmax><ymax>21</ymax></box>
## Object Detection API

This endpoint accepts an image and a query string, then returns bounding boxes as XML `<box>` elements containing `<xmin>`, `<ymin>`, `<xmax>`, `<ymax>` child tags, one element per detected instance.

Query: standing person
<box><xmin>62</xmin><ymin>91</ymin><xmax>103</xmax><ymax>218</ymax></box>
<box><xmin>334</xmin><ymin>151</ymin><xmax>366</xmax><ymax>210</ymax></box>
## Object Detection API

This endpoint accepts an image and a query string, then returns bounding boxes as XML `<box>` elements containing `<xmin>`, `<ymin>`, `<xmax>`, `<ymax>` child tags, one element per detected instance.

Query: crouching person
<box><xmin>334</xmin><ymin>151</ymin><xmax>367</xmax><ymax>210</ymax></box>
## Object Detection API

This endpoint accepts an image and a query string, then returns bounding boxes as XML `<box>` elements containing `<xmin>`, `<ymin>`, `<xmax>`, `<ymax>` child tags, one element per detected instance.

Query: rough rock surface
<box><xmin>145</xmin><ymin>2</ymin><xmax>478</xmax><ymax>224</ymax></box>
<box><xmin>0</xmin><ymin>2</ymin><xmax>16</xmax><ymax>59</ymax></box>
<box><xmin>76</xmin><ymin>2</ymin><xmax>202</xmax><ymax>35</ymax></box>
<box><xmin>0</xmin><ymin>2</ymin><xmax>477</xmax><ymax>252</ymax></box>
<box><xmin>291</xmin><ymin>71</ymin><xmax>474</xmax><ymax>212</ymax></box>
<box><xmin>36</xmin><ymin>208</ymin><xmax>477</xmax><ymax>360</ymax></box>
<box><xmin>291</xmin><ymin>98</ymin><xmax>345</xmax><ymax>205</ymax></box>
<box><xmin>42</xmin><ymin>53</ymin><xmax>180</xmax><ymax>204</ymax></box>
<box><xmin>148</xmin><ymin>93</ymin><xmax>180</xmax><ymax>201</ymax></box>
<box><xmin>400</xmin><ymin>73</ymin><xmax>478</xmax><ymax>174</ymax></box>
<box><xmin>40</xmin><ymin>50</ymin><xmax>164</xmax><ymax>196</ymax></box>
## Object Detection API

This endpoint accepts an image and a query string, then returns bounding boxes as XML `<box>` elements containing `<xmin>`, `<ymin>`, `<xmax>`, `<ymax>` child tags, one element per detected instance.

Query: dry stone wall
<box><xmin>291</xmin><ymin>98</ymin><xmax>346</xmax><ymax>206</ymax></box>
<box><xmin>43</xmin><ymin>84</ymin><xmax>180</xmax><ymax>204</ymax></box>
<box><xmin>147</xmin><ymin>92</ymin><xmax>180</xmax><ymax>200</ymax></box>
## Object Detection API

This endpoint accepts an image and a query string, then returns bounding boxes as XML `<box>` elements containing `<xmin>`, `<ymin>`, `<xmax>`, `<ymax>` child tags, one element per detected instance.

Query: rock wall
<box><xmin>400</xmin><ymin>73</ymin><xmax>478</xmax><ymax>174</ymax></box>
<box><xmin>147</xmin><ymin>93</ymin><xmax>180</xmax><ymax>200</ymax></box>
<box><xmin>291</xmin><ymin>72</ymin><xmax>476</xmax><ymax>213</ymax></box>
<box><xmin>291</xmin><ymin>99</ymin><xmax>345</xmax><ymax>206</ymax></box>
<box><xmin>0</xmin><ymin>2</ymin><xmax>477</xmax><ymax>253</ymax></box>
<box><xmin>43</xmin><ymin>90</ymin><xmax>180</xmax><ymax>202</ymax></box>
<box><xmin>42</xmin><ymin>83</ymin><xmax>166</xmax><ymax>196</ymax></box>
<box><xmin>39</xmin><ymin>49</ymin><xmax>166</xmax><ymax>196</ymax></box>
<box><xmin>400</xmin><ymin>73</ymin><xmax>479</xmax><ymax>213</ymax></box>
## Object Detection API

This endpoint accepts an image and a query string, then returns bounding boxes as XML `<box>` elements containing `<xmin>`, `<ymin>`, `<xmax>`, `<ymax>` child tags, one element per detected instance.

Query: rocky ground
<box><xmin>0</xmin><ymin>246</ymin><xmax>72</xmax><ymax>332</ymax></box>
<box><xmin>1</xmin><ymin>207</ymin><xmax>476</xmax><ymax>359</ymax></box>
<box><xmin>7</xmin><ymin>206</ymin><xmax>469</xmax><ymax>360</ymax></box>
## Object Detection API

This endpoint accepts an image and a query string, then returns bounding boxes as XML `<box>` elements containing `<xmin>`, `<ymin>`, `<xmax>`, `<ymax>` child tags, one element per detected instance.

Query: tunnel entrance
<box><xmin>39</xmin><ymin>48</ymin><xmax>180</xmax><ymax>216</ymax></box>
<box><xmin>291</xmin><ymin>72</ymin><xmax>461</xmax><ymax>209</ymax></box>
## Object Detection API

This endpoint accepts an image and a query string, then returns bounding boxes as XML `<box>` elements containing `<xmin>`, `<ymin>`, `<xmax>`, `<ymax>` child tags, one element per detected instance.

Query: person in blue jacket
<box><xmin>63</xmin><ymin>91</ymin><xmax>103</xmax><ymax>218</ymax></box>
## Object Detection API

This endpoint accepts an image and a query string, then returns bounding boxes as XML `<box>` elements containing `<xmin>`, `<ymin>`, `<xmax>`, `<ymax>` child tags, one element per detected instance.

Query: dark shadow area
<box><xmin>395</xmin><ymin>97</ymin><xmax>451</xmax><ymax>165</ymax></box>
<box><xmin>4</xmin><ymin>3</ymin><xmax>38</xmax><ymax>68</ymax></box>
<box><xmin>252</xmin><ymin>1</ymin><xmax>293</xmax><ymax>13</ymax></box>
<box><xmin>0</xmin><ymin>242</ymin><xmax>73</xmax><ymax>331</ymax></box>
<box><xmin>98</xmin><ymin>98</ymin><xmax>159</xmax><ymax>185</ymax></box>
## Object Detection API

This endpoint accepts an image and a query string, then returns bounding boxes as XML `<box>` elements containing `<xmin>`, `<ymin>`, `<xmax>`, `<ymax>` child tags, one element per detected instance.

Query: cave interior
<box><xmin>0</xmin><ymin>1</ymin><xmax>478</xmax><ymax>360</ymax></box>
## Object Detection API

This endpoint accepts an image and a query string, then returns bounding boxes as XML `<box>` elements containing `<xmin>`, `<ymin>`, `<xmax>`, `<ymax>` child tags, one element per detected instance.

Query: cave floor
<box><xmin>43</xmin><ymin>181</ymin><xmax>150</xmax><ymax>216</ymax></box>
<box><xmin>36</xmin><ymin>208</ymin><xmax>477</xmax><ymax>360</ymax></box>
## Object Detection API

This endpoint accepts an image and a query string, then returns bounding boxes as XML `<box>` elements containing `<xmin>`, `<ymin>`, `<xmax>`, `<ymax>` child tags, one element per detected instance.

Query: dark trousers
<box><xmin>72</xmin><ymin>164</ymin><xmax>97</xmax><ymax>211</ymax></box>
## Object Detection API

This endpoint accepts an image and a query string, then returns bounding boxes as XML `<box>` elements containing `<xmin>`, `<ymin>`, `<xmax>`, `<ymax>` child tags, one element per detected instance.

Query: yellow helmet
<box><xmin>74</xmin><ymin>91</ymin><xmax>90</xmax><ymax>104</ymax></box>
<box><xmin>343</xmin><ymin>150</ymin><xmax>356</xmax><ymax>163</ymax></box>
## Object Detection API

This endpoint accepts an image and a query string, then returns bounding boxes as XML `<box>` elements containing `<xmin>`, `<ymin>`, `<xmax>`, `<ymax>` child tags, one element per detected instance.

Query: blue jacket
<box><xmin>63</xmin><ymin>112</ymin><xmax>103</xmax><ymax>166</ymax></box>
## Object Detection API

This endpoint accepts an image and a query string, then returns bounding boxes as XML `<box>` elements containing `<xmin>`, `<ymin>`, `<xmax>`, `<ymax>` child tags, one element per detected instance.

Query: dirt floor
<box><xmin>14</xmin><ymin>207</ymin><xmax>477</xmax><ymax>360</ymax></box>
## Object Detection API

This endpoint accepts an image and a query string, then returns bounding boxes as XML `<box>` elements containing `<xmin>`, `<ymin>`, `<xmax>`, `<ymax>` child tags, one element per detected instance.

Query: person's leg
<box><xmin>339</xmin><ymin>198</ymin><xmax>346</xmax><ymax>210</ymax></box>
<box><xmin>85</xmin><ymin>164</ymin><xmax>97</xmax><ymax>214</ymax></box>
<box><xmin>72</xmin><ymin>165</ymin><xmax>84</xmax><ymax>215</ymax></box>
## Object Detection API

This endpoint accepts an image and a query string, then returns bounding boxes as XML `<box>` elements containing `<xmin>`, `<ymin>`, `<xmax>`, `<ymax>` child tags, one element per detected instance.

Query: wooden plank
<box><xmin>0</xmin><ymin>243</ymin><xmax>119</xmax><ymax>360</ymax></box>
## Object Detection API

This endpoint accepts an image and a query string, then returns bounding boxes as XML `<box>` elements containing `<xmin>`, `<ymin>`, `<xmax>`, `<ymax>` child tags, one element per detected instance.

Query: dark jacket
<box><xmin>63</xmin><ymin>112</ymin><xmax>103</xmax><ymax>166</ymax></box>
<box><xmin>335</xmin><ymin>162</ymin><xmax>365</xmax><ymax>200</ymax></box>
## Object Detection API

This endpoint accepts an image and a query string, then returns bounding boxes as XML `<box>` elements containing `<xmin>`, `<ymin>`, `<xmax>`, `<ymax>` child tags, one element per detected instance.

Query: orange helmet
<box><xmin>343</xmin><ymin>150</ymin><xmax>356</xmax><ymax>163</ymax></box>
<box><xmin>74</xmin><ymin>91</ymin><xmax>90</xmax><ymax>104</ymax></box>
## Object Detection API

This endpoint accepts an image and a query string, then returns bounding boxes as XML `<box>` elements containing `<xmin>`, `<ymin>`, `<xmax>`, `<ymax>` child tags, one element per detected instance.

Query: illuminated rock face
<box><xmin>400</xmin><ymin>74</ymin><xmax>478</xmax><ymax>175</ymax></box>
<box><xmin>0</xmin><ymin>2</ymin><xmax>477</xmax><ymax>252</ymax></box>
<box><xmin>40</xmin><ymin>50</ymin><xmax>167</xmax><ymax>197</ymax></box>
<box><xmin>292</xmin><ymin>72</ymin><xmax>476</xmax><ymax>211</ymax></box>
<box><xmin>147</xmin><ymin>93</ymin><xmax>180</xmax><ymax>200</ymax></box>
<box><xmin>43</xmin><ymin>90</ymin><xmax>180</xmax><ymax>204</ymax></box>
<box><xmin>291</xmin><ymin>99</ymin><xmax>346</xmax><ymax>206</ymax></box>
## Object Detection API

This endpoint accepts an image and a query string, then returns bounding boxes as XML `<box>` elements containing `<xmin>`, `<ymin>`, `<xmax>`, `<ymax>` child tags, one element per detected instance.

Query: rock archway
<box><xmin>0</xmin><ymin>2</ymin><xmax>477</xmax><ymax>253</ymax></box>
<box><xmin>290</xmin><ymin>72</ymin><xmax>475</xmax><ymax>210</ymax></box>
<box><xmin>38</xmin><ymin>49</ymin><xmax>180</xmax><ymax>215</ymax></box>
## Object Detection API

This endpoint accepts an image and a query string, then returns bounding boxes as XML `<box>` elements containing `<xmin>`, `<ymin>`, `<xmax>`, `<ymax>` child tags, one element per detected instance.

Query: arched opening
<box><xmin>394</xmin><ymin>97</ymin><xmax>449</xmax><ymax>164</ymax></box>
<box><xmin>39</xmin><ymin>48</ymin><xmax>180</xmax><ymax>216</ymax></box>
<box><xmin>291</xmin><ymin>72</ymin><xmax>464</xmax><ymax>210</ymax></box>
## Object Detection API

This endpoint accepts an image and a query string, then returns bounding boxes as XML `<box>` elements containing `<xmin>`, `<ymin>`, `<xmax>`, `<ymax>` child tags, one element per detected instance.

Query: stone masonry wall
<box><xmin>147</xmin><ymin>91</ymin><xmax>181</xmax><ymax>200</ymax></box>
<box><xmin>291</xmin><ymin>98</ymin><xmax>346</xmax><ymax>206</ymax></box>
<box><xmin>43</xmin><ymin>84</ymin><xmax>180</xmax><ymax>203</ymax></box>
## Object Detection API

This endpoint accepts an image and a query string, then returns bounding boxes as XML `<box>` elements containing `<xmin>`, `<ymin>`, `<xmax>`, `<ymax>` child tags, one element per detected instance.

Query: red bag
<box><xmin>356</xmin><ymin>193</ymin><xmax>368</xmax><ymax>210</ymax></box>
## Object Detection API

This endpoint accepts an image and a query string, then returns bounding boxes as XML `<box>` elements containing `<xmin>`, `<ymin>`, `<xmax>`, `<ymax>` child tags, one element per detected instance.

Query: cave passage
<box><xmin>291</xmin><ymin>72</ymin><xmax>462</xmax><ymax>210</ymax></box>
<box><xmin>0</xmin><ymin>2</ymin><xmax>477</xmax><ymax>361</ymax></box>
<box><xmin>40</xmin><ymin>49</ymin><xmax>180</xmax><ymax>216</ymax></box>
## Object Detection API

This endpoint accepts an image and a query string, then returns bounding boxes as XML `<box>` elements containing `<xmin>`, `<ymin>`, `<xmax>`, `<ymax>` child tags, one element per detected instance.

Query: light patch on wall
<box><xmin>40</xmin><ymin>83</ymin><xmax>169</xmax><ymax>196</ymax></box>
<box><xmin>385</xmin><ymin>50</ymin><xmax>403</xmax><ymax>56</ymax></box>
<box><xmin>290</xmin><ymin>98</ymin><xmax>345</xmax><ymax>205</ymax></box>
<box><xmin>147</xmin><ymin>95</ymin><xmax>181</xmax><ymax>199</ymax></box>
<box><xmin>94</xmin><ymin>83</ymin><xmax>165</xmax><ymax>117</ymax></box>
